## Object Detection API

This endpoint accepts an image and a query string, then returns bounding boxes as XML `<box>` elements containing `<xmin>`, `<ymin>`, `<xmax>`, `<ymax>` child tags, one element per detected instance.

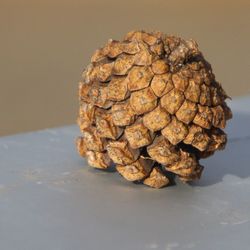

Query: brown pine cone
<box><xmin>76</xmin><ymin>30</ymin><xmax>232</xmax><ymax>188</ymax></box>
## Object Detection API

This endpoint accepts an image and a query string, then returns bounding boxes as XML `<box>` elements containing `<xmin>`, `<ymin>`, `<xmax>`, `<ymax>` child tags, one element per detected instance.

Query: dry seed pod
<box><xmin>77</xmin><ymin>30</ymin><xmax>232</xmax><ymax>188</ymax></box>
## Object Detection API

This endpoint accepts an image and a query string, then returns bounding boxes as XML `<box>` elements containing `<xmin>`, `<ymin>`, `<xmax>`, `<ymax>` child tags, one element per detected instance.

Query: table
<box><xmin>1</xmin><ymin>97</ymin><xmax>250</xmax><ymax>250</ymax></box>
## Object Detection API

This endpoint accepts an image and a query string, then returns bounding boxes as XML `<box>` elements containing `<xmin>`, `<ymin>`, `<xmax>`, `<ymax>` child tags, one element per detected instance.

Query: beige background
<box><xmin>1</xmin><ymin>0</ymin><xmax>249</xmax><ymax>136</ymax></box>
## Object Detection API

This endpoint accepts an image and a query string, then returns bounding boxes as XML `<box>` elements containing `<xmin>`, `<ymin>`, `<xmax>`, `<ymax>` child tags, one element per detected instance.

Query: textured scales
<box><xmin>76</xmin><ymin>30</ymin><xmax>232</xmax><ymax>188</ymax></box>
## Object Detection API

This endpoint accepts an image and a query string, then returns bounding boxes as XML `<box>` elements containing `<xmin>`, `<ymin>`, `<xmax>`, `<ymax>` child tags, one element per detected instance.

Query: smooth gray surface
<box><xmin>1</xmin><ymin>97</ymin><xmax>250</xmax><ymax>250</ymax></box>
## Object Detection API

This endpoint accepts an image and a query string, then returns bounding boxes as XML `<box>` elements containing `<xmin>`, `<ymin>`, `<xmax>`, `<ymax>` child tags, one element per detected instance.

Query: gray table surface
<box><xmin>1</xmin><ymin>97</ymin><xmax>250</xmax><ymax>250</ymax></box>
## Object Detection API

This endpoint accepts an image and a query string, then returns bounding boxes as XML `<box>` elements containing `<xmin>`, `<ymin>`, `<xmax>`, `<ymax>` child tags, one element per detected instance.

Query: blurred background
<box><xmin>1</xmin><ymin>0</ymin><xmax>250</xmax><ymax>136</ymax></box>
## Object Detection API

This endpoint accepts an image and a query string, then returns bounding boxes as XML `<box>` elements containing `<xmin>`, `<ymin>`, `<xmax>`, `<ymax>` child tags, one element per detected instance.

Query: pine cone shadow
<box><xmin>192</xmin><ymin>112</ymin><xmax>250</xmax><ymax>187</ymax></box>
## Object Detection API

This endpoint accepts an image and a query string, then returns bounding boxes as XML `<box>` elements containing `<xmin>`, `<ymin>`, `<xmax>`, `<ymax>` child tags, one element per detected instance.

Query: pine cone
<box><xmin>76</xmin><ymin>30</ymin><xmax>232</xmax><ymax>188</ymax></box>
